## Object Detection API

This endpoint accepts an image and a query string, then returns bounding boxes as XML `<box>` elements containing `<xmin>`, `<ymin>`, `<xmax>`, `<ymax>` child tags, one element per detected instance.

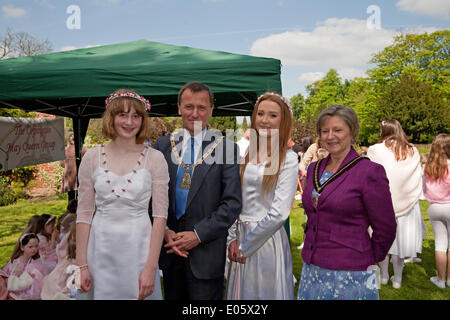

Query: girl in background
<box><xmin>41</xmin><ymin>223</ymin><xmax>78</xmax><ymax>299</ymax></box>
<box><xmin>367</xmin><ymin>120</ymin><xmax>424</xmax><ymax>289</ymax></box>
<box><xmin>424</xmin><ymin>134</ymin><xmax>450</xmax><ymax>288</ymax></box>
<box><xmin>0</xmin><ymin>233</ymin><xmax>46</xmax><ymax>300</ymax></box>
<box><xmin>37</xmin><ymin>214</ymin><xmax>59</xmax><ymax>274</ymax></box>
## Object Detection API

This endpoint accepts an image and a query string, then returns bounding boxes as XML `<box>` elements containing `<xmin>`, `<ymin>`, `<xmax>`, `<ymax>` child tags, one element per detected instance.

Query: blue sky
<box><xmin>1</xmin><ymin>0</ymin><xmax>449</xmax><ymax>98</ymax></box>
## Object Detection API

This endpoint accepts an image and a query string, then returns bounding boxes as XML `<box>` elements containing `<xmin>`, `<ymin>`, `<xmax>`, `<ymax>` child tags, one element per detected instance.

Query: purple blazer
<box><xmin>301</xmin><ymin>147</ymin><xmax>397</xmax><ymax>271</ymax></box>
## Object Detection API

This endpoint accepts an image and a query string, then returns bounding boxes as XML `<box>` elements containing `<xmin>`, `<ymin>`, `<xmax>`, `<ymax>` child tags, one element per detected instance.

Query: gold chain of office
<box><xmin>170</xmin><ymin>134</ymin><xmax>224</xmax><ymax>189</ymax></box>
<box><xmin>313</xmin><ymin>156</ymin><xmax>366</xmax><ymax>194</ymax></box>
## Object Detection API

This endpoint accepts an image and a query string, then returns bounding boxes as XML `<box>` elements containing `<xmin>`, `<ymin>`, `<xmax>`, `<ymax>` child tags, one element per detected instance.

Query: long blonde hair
<box><xmin>240</xmin><ymin>92</ymin><xmax>292</xmax><ymax>194</ymax></box>
<box><xmin>424</xmin><ymin>134</ymin><xmax>450</xmax><ymax>180</ymax></box>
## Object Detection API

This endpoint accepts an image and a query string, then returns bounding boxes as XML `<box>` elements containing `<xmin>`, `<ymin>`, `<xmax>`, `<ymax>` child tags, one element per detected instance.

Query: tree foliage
<box><xmin>0</xmin><ymin>108</ymin><xmax>35</xmax><ymax>118</ymax></box>
<box><xmin>373</xmin><ymin>73</ymin><xmax>449</xmax><ymax>143</ymax></box>
<box><xmin>208</xmin><ymin>116</ymin><xmax>237</xmax><ymax>133</ymax></box>
<box><xmin>290</xmin><ymin>93</ymin><xmax>305</xmax><ymax>120</ymax></box>
<box><xmin>295</xmin><ymin>69</ymin><xmax>349</xmax><ymax>137</ymax></box>
<box><xmin>368</xmin><ymin>30</ymin><xmax>449</xmax><ymax>96</ymax></box>
<box><xmin>290</xmin><ymin>31</ymin><xmax>449</xmax><ymax>145</ymax></box>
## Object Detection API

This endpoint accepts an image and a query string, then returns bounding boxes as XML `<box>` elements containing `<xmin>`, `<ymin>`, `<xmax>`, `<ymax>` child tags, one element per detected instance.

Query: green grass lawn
<box><xmin>0</xmin><ymin>199</ymin><xmax>67</xmax><ymax>267</ymax></box>
<box><xmin>290</xmin><ymin>199</ymin><xmax>450</xmax><ymax>300</ymax></box>
<box><xmin>1</xmin><ymin>198</ymin><xmax>449</xmax><ymax>299</ymax></box>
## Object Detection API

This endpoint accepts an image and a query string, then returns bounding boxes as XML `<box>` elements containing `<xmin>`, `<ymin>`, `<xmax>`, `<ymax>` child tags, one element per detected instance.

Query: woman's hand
<box><xmin>79</xmin><ymin>268</ymin><xmax>92</xmax><ymax>293</ymax></box>
<box><xmin>299</xmin><ymin>168</ymin><xmax>307</xmax><ymax>177</ymax></box>
<box><xmin>138</xmin><ymin>266</ymin><xmax>156</xmax><ymax>300</ymax></box>
<box><xmin>228</xmin><ymin>240</ymin><xmax>239</xmax><ymax>262</ymax></box>
<box><xmin>228</xmin><ymin>240</ymin><xmax>246</xmax><ymax>263</ymax></box>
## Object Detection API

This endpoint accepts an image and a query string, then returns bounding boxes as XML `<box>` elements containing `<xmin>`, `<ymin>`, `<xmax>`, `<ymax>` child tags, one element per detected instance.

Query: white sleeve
<box><xmin>147</xmin><ymin>149</ymin><xmax>169</xmax><ymax>220</ymax></box>
<box><xmin>76</xmin><ymin>147</ymin><xmax>97</xmax><ymax>225</ymax></box>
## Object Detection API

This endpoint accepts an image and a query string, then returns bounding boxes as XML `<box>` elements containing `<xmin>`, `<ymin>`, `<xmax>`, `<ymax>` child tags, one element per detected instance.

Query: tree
<box><xmin>208</xmin><ymin>116</ymin><xmax>237</xmax><ymax>134</ymax></box>
<box><xmin>343</xmin><ymin>77</ymin><xmax>378</xmax><ymax>144</ymax></box>
<box><xmin>372</xmin><ymin>73</ymin><xmax>449</xmax><ymax>143</ymax></box>
<box><xmin>0</xmin><ymin>28</ymin><xmax>53</xmax><ymax>117</ymax></box>
<box><xmin>290</xmin><ymin>93</ymin><xmax>305</xmax><ymax>120</ymax></box>
<box><xmin>1</xmin><ymin>28</ymin><xmax>52</xmax><ymax>59</ymax></box>
<box><xmin>299</xmin><ymin>69</ymin><xmax>349</xmax><ymax>134</ymax></box>
<box><xmin>368</xmin><ymin>31</ymin><xmax>450</xmax><ymax>96</ymax></box>
<box><xmin>242</xmin><ymin>116</ymin><xmax>249</xmax><ymax>129</ymax></box>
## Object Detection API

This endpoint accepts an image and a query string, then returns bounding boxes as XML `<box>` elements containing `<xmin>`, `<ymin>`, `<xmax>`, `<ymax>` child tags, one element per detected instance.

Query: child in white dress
<box><xmin>75</xmin><ymin>89</ymin><xmax>168</xmax><ymax>300</ymax></box>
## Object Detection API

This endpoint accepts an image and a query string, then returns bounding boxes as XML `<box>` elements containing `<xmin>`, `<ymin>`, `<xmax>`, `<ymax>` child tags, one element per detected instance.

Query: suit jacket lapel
<box><xmin>317</xmin><ymin>147</ymin><xmax>360</xmax><ymax>204</ymax></box>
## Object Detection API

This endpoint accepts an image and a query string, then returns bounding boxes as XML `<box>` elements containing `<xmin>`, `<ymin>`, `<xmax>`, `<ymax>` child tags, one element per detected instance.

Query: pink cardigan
<box><xmin>424</xmin><ymin>162</ymin><xmax>450</xmax><ymax>204</ymax></box>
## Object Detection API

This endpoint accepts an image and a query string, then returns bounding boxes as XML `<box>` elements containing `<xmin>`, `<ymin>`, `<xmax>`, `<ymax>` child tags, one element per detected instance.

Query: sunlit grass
<box><xmin>1</xmin><ymin>199</ymin><xmax>448</xmax><ymax>299</ymax></box>
<box><xmin>289</xmin><ymin>200</ymin><xmax>449</xmax><ymax>300</ymax></box>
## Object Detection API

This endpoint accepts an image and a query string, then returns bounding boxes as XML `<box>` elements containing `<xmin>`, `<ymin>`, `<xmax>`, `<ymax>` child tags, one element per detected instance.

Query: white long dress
<box><xmin>76</xmin><ymin>144</ymin><xmax>169</xmax><ymax>300</ymax></box>
<box><xmin>226</xmin><ymin>150</ymin><xmax>298</xmax><ymax>300</ymax></box>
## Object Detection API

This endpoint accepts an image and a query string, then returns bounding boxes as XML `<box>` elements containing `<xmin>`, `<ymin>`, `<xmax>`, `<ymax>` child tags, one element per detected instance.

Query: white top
<box><xmin>237</xmin><ymin>150</ymin><xmax>298</xmax><ymax>257</ymax></box>
<box><xmin>367</xmin><ymin>142</ymin><xmax>422</xmax><ymax>217</ymax></box>
<box><xmin>236</xmin><ymin>138</ymin><xmax>250</xmax><ymax>159</ymax></box>
<box><xmin>76</xmin><ymin>144</ymin><xmax>169</xmax><ymax>225</ymax></box>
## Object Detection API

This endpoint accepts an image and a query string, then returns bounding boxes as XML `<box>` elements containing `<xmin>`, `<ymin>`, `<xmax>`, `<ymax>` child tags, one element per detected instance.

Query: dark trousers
<box><xmin>68</xmin><ymin>190</ymin><xmax>76</xmax><ymax>202</ymax></box>
<box><xmin>162</xmin><ymin>216</ymin><xmax>224</xmax><ymax>300</ymax></box>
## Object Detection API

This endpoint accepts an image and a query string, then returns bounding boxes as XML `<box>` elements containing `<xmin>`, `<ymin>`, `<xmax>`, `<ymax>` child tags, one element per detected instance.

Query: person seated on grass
<box><xmin>0</xmin><ymin>233</ymin><xmax>46</xmax><ymax>300</ymax></box>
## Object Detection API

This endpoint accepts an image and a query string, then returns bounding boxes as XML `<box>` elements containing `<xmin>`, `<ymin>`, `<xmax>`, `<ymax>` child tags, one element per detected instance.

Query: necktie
<box><xmin>175</xmin><ymin>137</ymin><xmax>194</xmax><ymax>219</ymax></box>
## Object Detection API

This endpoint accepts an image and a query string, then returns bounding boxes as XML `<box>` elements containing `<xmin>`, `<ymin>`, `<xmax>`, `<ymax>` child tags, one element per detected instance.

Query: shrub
<box><xmin>0</xmin><ymin>179</ymin><xmax>18</xmax><ymax>206</ymax></box>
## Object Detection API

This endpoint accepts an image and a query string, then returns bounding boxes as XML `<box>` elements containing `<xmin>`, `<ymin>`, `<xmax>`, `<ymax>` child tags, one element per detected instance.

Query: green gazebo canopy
<box><xmin>0</xmin><ymin>39</ymin><xmax>282</xmax><ymax>118</ymax></box>
<box><xmin>0</xmin><ymin>39</ymin><xmax>282</xmax><ymax>178</ymax></box>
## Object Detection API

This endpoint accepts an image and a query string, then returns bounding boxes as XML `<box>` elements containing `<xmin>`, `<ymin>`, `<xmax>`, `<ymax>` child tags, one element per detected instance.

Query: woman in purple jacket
<box><xmin>297</xmin><ymin>105</ymin><xmax>397</xmax><ymax>300</ymax></box>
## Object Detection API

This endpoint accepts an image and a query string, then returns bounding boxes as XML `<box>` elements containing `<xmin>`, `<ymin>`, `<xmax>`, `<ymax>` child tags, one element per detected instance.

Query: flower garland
<box><xmin>256</xmin><ymin>92</ymin><xmax>293</xmax><ymax>115</ymax></box>
<box><xmin>105</xmin><ymin>92</ymin><xmax>151</xmax><ymax>111</ymax></box>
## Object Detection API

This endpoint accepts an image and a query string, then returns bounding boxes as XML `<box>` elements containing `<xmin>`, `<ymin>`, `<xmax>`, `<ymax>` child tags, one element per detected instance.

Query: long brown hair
<box><xmin>378</xmin><ymin>119</ymin><xmax>414</xmax><ymax>161</ymax></box>
<box><xmin>39</xmin><ymin>214</ymin><xmax>55</xmax><ymax>241</ymax></box>
<box><xmin>241</xmin><ymin>92</ymin><xmax>292</xmax><ymax>194</ymax></box>
<box><xmin>424</xmin><ymin>134</ymin><xmax>450</xmax><ymax>180</ymax></box>
<box><xmin>10</xmin><ymin>233</ymin><xmax>40</xmax><ymax>263</ymax></box>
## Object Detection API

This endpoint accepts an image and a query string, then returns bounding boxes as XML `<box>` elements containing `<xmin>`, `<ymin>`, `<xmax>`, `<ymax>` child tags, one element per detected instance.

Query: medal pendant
<box><xmin>313</xmin><ymin>197</ymin><xmax>318</xmax><ymax>206</ymax></box>
<box><xmin>180</xmin><ymin>171</ymin><xmax>191</xmax><ymax>189</ymax></box>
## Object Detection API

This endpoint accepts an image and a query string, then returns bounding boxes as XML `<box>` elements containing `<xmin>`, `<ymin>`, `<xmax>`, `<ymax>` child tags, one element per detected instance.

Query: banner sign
<box><xmin>0</xmin><ymin>116</ymin><xmax>65</xmax><ymax>171</ymax></box>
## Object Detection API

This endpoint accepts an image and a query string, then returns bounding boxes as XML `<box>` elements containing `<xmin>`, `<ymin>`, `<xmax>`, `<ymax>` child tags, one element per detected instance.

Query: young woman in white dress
<box><xmin>367</xmin><ymin>119</ymin><xmax>424</xmax><ymax>289</ymax></box>
<box><xmin>226</xmin><ymin>92</ymin><xmax>298</xmax><ymax>299</ymax></box>
<box><xmin>75</xmin><ymin>89</ymin><xmax>169</xmax><ymax>300</ymax></box>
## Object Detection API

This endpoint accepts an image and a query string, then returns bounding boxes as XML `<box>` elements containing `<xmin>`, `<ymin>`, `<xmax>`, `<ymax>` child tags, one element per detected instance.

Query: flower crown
<box><xmin>105</xmin><ymin>91</ymin><xmax>151</xmax><ymax>111</ymax></box>
<box><xmin>256</xmin><ymin>92</ymin><xmax>293</xmax><ymax>114</ymax></box>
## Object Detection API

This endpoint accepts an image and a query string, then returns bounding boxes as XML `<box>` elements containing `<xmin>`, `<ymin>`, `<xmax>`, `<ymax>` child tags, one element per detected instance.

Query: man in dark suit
<box><xmin>150</xmin><ymin>81</ymin><xmax>242</xmax><ymax>300</ymax></box>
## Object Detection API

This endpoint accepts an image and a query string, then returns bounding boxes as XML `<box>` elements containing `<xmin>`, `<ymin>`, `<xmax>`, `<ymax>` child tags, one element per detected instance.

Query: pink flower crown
<box><xmin>105</xmin><ymin>91</ymin><xmax>151</xmax><ymax>111</ymax></box>
<box><xmin>256</xmin><ymin>92</ymin><xmax>293</xmax><ymax>114</ymax></box>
